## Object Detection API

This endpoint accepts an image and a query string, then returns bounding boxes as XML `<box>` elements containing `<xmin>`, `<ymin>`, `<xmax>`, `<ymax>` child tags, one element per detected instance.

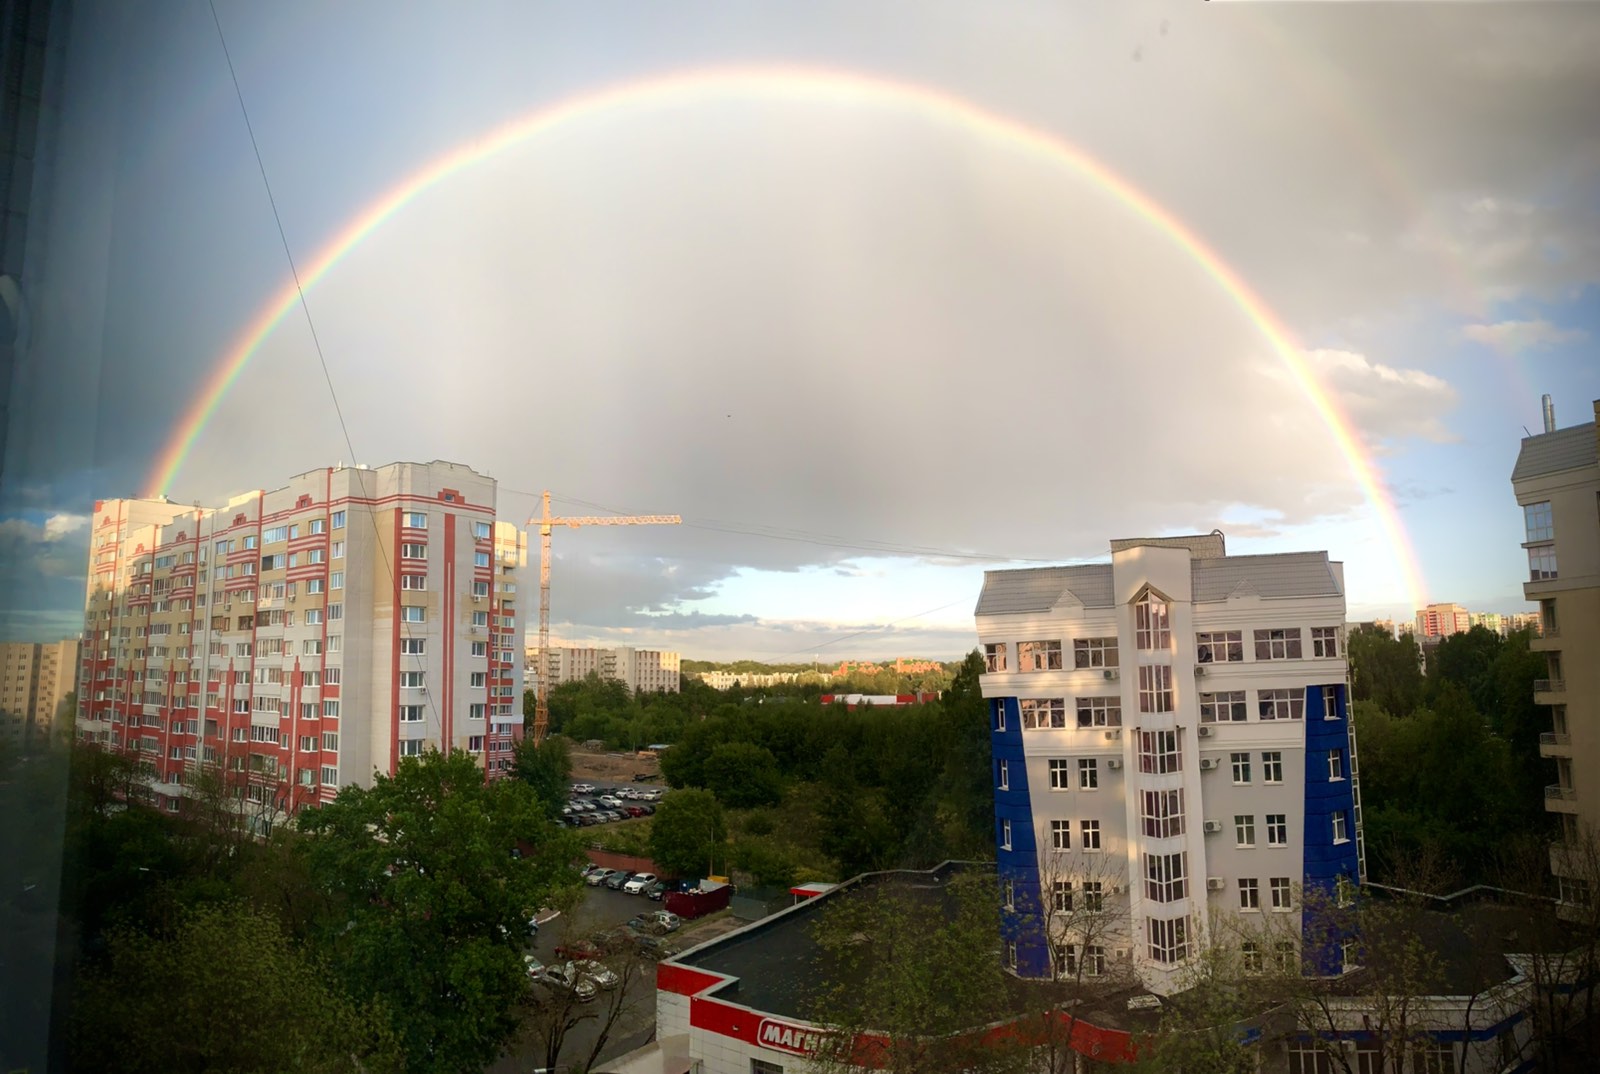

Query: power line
<box><xmin>209</xmin><ymin>1</ymin><xmax>442</xmax><ymax>732</ymax></box>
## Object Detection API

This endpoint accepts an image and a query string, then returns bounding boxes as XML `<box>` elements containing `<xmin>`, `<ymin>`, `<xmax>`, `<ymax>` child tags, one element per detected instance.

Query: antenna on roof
<box><xmin>1542</xmin><ymin>394</ymin><xmax>1556</xmax><ymax>434</ymax></box>
<box><xmin>1522</xmin><ymin>426</ymin><xmax>1533</xmax><ymax>438</ymax></box>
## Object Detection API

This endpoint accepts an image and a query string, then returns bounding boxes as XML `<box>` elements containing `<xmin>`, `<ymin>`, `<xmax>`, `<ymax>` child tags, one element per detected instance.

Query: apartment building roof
<box><xmin>1109</xmin><ymin>533</ymin><xmax>1227</xmax><ymax>558</ymax></box>
<box><xmin>1512</xmin><ymin>422</ymin><xmax>1599</xmax><ymax>483</ymax></box>
<box><xmin>975</xmin><ymin>551</ymin><xmax>1339</xmax><ymax>616</ymax></box>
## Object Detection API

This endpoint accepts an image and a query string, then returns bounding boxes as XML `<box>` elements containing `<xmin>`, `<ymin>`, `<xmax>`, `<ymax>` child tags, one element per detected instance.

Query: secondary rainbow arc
<box><xmin>144</xmin><ymin>63</ymin><xmax>1429</xmax><ymax>610</ymax></box>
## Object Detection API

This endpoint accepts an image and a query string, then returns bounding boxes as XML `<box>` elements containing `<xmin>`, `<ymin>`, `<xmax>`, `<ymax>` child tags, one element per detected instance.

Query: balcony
<box><xmin>1534</xmin><ymin>679</ymin><xmax>1566</xmax><ymax>699</ymax></box>
<box><xmin>1540</xmin><ymin>732</ymin><xmax>1572</xmax><ymax>757</ymax></box>
<box><xmin>1545</xmin><ymin>784</ymin><xmax>1579</xmax><ymax>813</ymax></box>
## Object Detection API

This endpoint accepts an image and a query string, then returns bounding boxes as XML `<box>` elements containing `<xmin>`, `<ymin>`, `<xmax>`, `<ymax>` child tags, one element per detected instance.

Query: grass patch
<box><xmin>589</xmin><ymin>817</ymin><xmax>652</xmax><ymax>857</ymax></box>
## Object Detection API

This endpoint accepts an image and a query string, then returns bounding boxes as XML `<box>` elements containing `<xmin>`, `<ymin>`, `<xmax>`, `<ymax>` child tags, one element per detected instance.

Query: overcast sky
<box><xmin>2</xmin><ymin>0</ymin><xmax>1597</xmax><ymax>659</ymax></box>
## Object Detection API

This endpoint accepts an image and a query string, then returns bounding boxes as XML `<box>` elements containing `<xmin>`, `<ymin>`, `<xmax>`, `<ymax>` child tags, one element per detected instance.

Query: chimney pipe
<box><xmin>1542</xmin><ymin>394</ymin><xmax>1556</xmax><ymax>434</ymax></box>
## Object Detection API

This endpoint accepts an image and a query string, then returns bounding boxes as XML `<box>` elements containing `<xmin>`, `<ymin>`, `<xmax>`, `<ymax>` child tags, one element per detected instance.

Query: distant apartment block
<box><xmin>694</xmin><ymin>670</ymin><xmax>807</xmax><ymax>690</ymax></box>
<box><xmin>977</xmin><ymin>533</ymin><xmax>1363</xmax><ymax>994</ymax></box>
<box><xmin>1</xmin><ymin>640</ymin><xmax>78</xmax><ymax>749</ymax></box>
<box><xmin>1414</xmin><ymin>602</ymin><xmax>1472</xmax><ymax>639</ymax></box>
<box><xmin>527</xmin><ymin>645</ymin><xmax>681</xmax><ymax>694</ymax></box>
<box><xmin>1511</xmin><ymin>398</ymin><xmax>1600</xmax><ymax>906</ymax></box>
<box><xmin>76</xmin><ymin>462</ymin><xmax>527</xmax><ymax>823</ymax></box>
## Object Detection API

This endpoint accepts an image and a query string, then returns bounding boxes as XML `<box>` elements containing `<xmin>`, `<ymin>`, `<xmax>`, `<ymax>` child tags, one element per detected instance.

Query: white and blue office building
<box><xmin>976</xmin><ymin>533</ymin><xmax>1365</xmax><ymax>995</ymax></box>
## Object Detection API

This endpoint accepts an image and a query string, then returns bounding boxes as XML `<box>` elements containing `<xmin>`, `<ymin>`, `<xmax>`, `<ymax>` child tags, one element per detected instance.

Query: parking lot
<box><xmin>562</xmin><ymin>779</ymin><xmax>667</xmax><ymax>829</ymax></box>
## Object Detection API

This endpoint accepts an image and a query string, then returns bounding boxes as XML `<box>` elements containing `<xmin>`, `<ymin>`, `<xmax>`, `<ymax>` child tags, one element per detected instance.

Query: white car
<box><xmin>574</xmin><ymin>959</ymin><xmax>620</xmax><ymax>989</ymax></box>
<box><xmin>598</xmin><ymin>795</ymin><xmax>623</xmax><ymax>808</ymax></box>
<box><xmin>622</xmin><ymin>872</ymin><xmax>657</xmax><ymax>894</ymax></box>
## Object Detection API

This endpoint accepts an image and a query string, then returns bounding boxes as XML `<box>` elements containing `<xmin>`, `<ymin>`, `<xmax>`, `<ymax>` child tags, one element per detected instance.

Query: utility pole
<box><xmin>528</xmin><ymin>491</ymin><xmax>680</xmax><ymax>744</ymax></box>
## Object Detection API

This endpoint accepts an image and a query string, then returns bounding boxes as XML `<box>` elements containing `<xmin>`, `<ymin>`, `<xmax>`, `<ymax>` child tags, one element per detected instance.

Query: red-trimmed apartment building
<box><xmin>75</xmin><ymin>460</ymin><xmax>527</xmax><ymax>826</ymax></box>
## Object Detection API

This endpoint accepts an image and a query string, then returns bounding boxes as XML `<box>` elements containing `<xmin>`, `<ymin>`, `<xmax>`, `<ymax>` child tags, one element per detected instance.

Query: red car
<box><xmin>625</xmin><ymin>805</ymin><xmax>647</xmax><ymax>818</ymax></box>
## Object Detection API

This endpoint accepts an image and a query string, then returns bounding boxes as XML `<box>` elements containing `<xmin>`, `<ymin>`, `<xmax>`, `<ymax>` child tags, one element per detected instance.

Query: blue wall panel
<box><xmin>1301</xmin><ymin>683</ymin><xmax>1360</xmax><ymax>975</ymax></box>
<box><xmin>991</xmin><ymin>696</ymin><xmax>1051</xmax><ymax>977</ymax></box>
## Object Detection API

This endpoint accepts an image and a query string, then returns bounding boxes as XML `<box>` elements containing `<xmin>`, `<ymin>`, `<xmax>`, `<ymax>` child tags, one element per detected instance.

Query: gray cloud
<box><xmin>1462</xmin><ymin>319</ymin><xmax>1590</xmax><ymax>354</ymax></box>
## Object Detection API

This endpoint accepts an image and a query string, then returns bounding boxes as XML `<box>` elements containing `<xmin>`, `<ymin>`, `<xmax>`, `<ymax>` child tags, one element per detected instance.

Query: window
<box><xmin>1001</xmin><ymin>819</ymin><xmax>1012</xmax><ymax>850</ymax></box>
<box><xmin>1082</xmin><ymin>881</ymin><xmax>1104</xmax><ymax>912</ymax></box>
<box><xmin>1525</xmin><ymin>500</ymin><xmax>1554</xmax><ymax>542</ymax></box>
<box><xmin>1263</xmin><ymin>751</ymin><xmax>1284</xmax><ymax>783</ymax></box>
<box><xmin>1332</xmin><ymin>810</ymin><xmax>1349</xmax><ymax>844</ymax></box>
<box><xmin>1287</xmin><ymin>1045</ymin><xmax>1329</xmax><ymax>1074</ymax></box>
<box><xmin>401</xmin><ymin>637</ymin><xmax>426</xmax><ymax>655</ymax></box>
<box><xmin>997</xmin><ymin>759</ymin><xmax>1010</xmax><ymax>791</ymax></box>
<box><xmin>1075</xmin><ymin>697</ymin><xmax>1121</xmax><ymax>728</ymax></box>
<box><xmin>320</xmin><ymin>732</ymin><xmax>339</xmax><ymax>751</ymax></box>
<box><xmin>306</xmin><ymin>578</ymin><xmax>325</xmax><ymax>595</ymax></box>
<box><xmin>1081</xmin><ymin>820</ymin><xmax>1101</xmax><ymax>850</ymax></box>
<box><xmin>326</xmin><ymin>635</ymin><xmax>341</xmax><ymax>653</ymax></box>
<box><xmin>304</xmin><ymin>609</ymin><xmax>323</xmax><ymax>625</ymax></box>
<box><xmin>1258</xmin><ymin>689</ymin><xmax>1304</xmax><ymax>720</ymax></box>
<box><xmin>398</xmin><ymin>740</ymin><xmax>424</xmax><ymax>757</ymax></box>
<box><xmin>263</xmin><ymin>526</ymin><xmax>288</xmax><ymax>544</ymax></box>
<box><xmin>1142</xmin><ymin>789</ymin><xmax>1185</xmax><ymax>838</ymax></box>
<box><xmin>1274</xmin><ymin>941</ymin><xmax>1297</xmax><ymax>973</ymax></box>
<box><xmin>401</xmin><ymin>543</ymin><xmax>427</xmax><ymax>560</ymax></box>
<box><xmin>1005</xmin><ymin>941</ymin><xmax>1018</xmax><ymax>970</ymax></box>
<box><xmin>1311</xmin><ymin>626</ymin><xmax>1340</xmax><ymax>657</ymax></box>
<box><xmin>984</xmin><ymin>643</ymin><xmax>1007</xmax><ymax>672</ymax></box>
<box><xmin>1239</xmin><ymin>878</ymin><xmax>1260</xmax><ymax>910</ymax></box>
<box><xmin>401</xmin><ymin>574</ymin><xmax>427</xmax><ymax>590</ymax></box>
<box><xmin>1140</xmin><ymin>729</ymin><xmax>1181</xmax><ymax>774</ymax></box>
<box><xmin>474</xmin><ymin>550</ymin><xmax>491</xmax><ymax>568</ymax></box>
<box><xmin>332</xmin><ymin>540</ymin><xmax>345</xmax><ymax>559</ymax></box>
<box><xmin>1236</xmin><ymin>814</ymin><xmax>1256</xmax><ymax>848</ymax></box>
<box><xmin>1145</xmin><ymin>852</ymin><xmax>1187</xmax><ymax>902</ymax></box>
<box><xmin>1254</xmin><ymin>628</ymin><xmax>1303</xmax><ymax>660</ymax></box>
<box><xmin>1231</xmin><ymin>752</ymin><xmax>1251</xmax><ymax>784</ymax></box>
<box><xmin>1018</xmin><ymin>640</ymin><xmax>1063</xmax><ymax>671</ymax></box>
<box><xmin>1002</xmin><ymin>879</ymin><xmax>1015</xmax><ymax>910</ymax></box>
<box><xmin>289</xmin><ymin>524</ymin><xmax>300</xmax><ymax>540</ymax></box>
<box><xmin>1242</xmin><ymin>941</ymin><xmax>1263</xmax><ymax>973</ymax></box>
<box><xmin>1052</xmin><ymin>881</ymin><xmax>1073</xmax><ymax>912</ymax></box>
<box><xmin>307</xmin><ymin>548</ymin><xmax>325</xmax><ymax>564</ymax></box>
<box><xmin>1409</xmin><ymin>1043</ymin><xmax>1456</xmax><ymax>1074</ymax></box>
<box><xmin>1051</xmin><ymin>819</ymin><xmax>1070</xmax><ymax>849</ymax></box>
<box><xmin>1530</xmin><ymin>546</ymin><xmax>1558</xmax><ymax>580</ymax></box>
<box><xmin>1082</xmin><ymin>945</ymin><xmax>1105</xmax><ymax>976</ymax></box>
<box><xmin>471</xmin><ymin>641</ymin><xmax>487</xmax><ymax>657</ymax></box>
<box><xmin>1073</xmin><ymin>637</ymin><xmax>1118</xmax><ymax>669</ymax></box>
<box><xmin>472</xmin><ymin>520</ymin><xmax>491</xmax><ymax>540</ymax></box>
<box><xmin>470</xmin><ymin>671</ymin><xmax>487</xmax><ymax>689</ymax></box>
<box><xmin>1043</xmin><ymin>758</ymin><xmax>1071</xmax><ymax>789</ymax></box>
<box><xmin>327</xmin><ymin>602</ymin><xmax>342</xmax><ymax>621</ymax></box>
<box><xmin>1270</xmin><ymin>877</ymin><xmax>1292</xmax><ymax>910</ymax></box>
<box><xmin>471</xmin><ymin>611</ymin><xmax>488</xmax><ymax>626</ymax></box>
<box><xmin>469</xmin><ymin>703</ymin><xmax>486</xmax><ymax>720</ymax></box>
<box><xmin>1135</xmin><ymin>591</ymin><xmax>1171</xmax><ymax>650</ymax></box>
<box><xmin>309</xmin><ymin>518</ymin><xmax>326</xmax><ymax>535</ymax></box>
<box><xmin>1195</xmin><ymin>630</ymin><xmax>1243</xmax><ymax>663</ymax></box>
<box><xmin>403</xmin><ymin>512</ymin><xmax>427</xmax><ymax>529</ymax></box>
<box><xmin>399</xmin><ymin>705</ymin><xmax>424</xmax><ymax>723</ymax></box>
<box><xmin>1079</xmin><ymin>758</ymin><xmax>1099</xmax><ymax>789</ymax></box>
<box><xmin>401</xmin><ymin>671</ymin><xmax>425</xmax><ymax>689</ymax></box>
<box><xmin>1148</xmin><ymin>916</ymin><xmax>1189</xmax><ymax>963</ymax></box>
<box><xmin>1327</xmin><ymin>749</ymin><xmax>1344</xmax><ymax>781</ymax></box>
<box><xmin>472</xmin><ymin>581</ymin><xmax>490</xmax><ymax>599</ymax></box>
<box><xmin>287</xmin><ymin>553</ymin><xmax>299</xmax><ymax>569</ymax></box>
<box><xmin>299</xmin><ymin>735</ymin><xmax>316</xmax><ymax>752</ymax></box>
<box><xmin>1138</xmin><ymin>664</ymin><xmax>1173</xmax><ymax>713</ymax></box>
<box><xmin>1266</xmin><ymin>814</ymin><xmax>1288</xmax><ymax>847</ymax></box>
<box><xmin>1199</xmin><ymin>691</ymin><xmax>1248</xmax><ymax>722</ymax></box>
<box><xmin>1021</xmin><ymin>697</ymin><xmax>1067</xmax><ymax>729</ymax></box>
<box><xmin>261</xmin><ymin>554</ymin><xmax>285</xmax><ymax>572</ymax></box>
<box><xmin>401</xmin><ymin>606</ymin><xmax>425</xmax><ymax>623</ymax></box>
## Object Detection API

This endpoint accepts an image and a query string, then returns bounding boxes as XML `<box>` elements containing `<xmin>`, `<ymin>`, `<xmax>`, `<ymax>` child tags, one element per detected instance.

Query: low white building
<box><xmin>525</xmin><ymin>644</ymin><xmax>680</xmax><ymax>694</ymax></box>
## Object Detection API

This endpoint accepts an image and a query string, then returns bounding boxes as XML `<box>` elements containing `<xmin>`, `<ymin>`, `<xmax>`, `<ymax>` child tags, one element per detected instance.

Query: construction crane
<box><xmin>527</xmin><ymin>490</ymin><xmax>680</xmax><ymax>744</ymax></box>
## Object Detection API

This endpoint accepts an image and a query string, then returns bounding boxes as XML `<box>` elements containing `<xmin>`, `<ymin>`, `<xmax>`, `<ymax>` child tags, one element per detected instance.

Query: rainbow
<box><xmin>144</xmin><ymin>63</ymin><xmax>1429</xmax><ymax>609</ymax></box>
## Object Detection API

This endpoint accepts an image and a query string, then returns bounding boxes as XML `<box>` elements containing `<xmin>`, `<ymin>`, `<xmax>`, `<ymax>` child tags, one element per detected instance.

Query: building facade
<box><xmin>1</xmin><ymin>639</ymin><xmax>77</xmax><ymax>749</ymax></box>
<box><xmin>527</xmin><ymin>644</ymin><xmax>681</xmax><ymax>694</ymax></box>
<box><xmin>75</xmin><ymin>461</ymin><xmax>526</xmax><ymax>821</ymax></box>
<box><xmin>1414</xmin><ymin>602</ymin><xmax>1472</xmax><ymax>639</ymax></box>
<box><xmin>976</xmin><ymin>534</ymin><xmax>1364</xmax><ymax>995</ymax></box>
<box><xmin>1511</xmin><ymin>399</ymin><xmax>1600</xmax><ymax>904</ymax></box>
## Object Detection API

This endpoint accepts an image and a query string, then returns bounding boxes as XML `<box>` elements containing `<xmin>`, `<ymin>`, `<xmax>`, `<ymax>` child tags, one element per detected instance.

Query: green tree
<box><xmin>1347</xmin><ymin>626</ymin><xmax>1424</xmax><ymax>719</ymax></box>
<box><xmin>512</xmin><ymin>733</ymin><xmax>574</xmax><ymax>820</ymax></box>
<box><xmin>296</xmin><ymin>749</ymin><xmax>581</xmax><ymax>1074</ymax></box>
<box><xmin>805</xmin><ymin>870</ymin><xmax>1021</xmax><ymax>1074</ymax></box>
<box><xmin>649</xmin><ymin>788</ymin><xmax>727</xmax><ymax>878</ymax></box>
<box><xmin>703</xmin><ymin>741</ymin><xmax>784</xmax><ymax>807</ymax></box>
<box><xmin>1428</xmin><ymin>624</ymin><xmax>1503</xmax><ymax>713</ymax></box>
<box><xmin>816</xmin><ymin>744</ymin><xmax>897</xmax><ymax>877</ymax></box>
<box><xmin>69</xmin><ymin>903</ymin><xmax>401</xmax><ymax>1074</ymax></box>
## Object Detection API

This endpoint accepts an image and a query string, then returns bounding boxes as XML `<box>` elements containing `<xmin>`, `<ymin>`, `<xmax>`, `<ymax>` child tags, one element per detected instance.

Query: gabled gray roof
<box><xmin>1512</xmin><ymin>423</ymin><xmax>1598</xmax><ymax>483</ymax></box>
<box><xmin>1191</xmin><ymin>552</ymin><xmax>1340</xmax><ymax>603</ymax></box>
<box><xmin>1109</xmin><ymin>533</ymin><xmax>1226</xmax><ymax>559</ymax></box>
<box><xmin>975</xmin><ymin>564</ymin><xmax>1114</xmax><ymax>615</ymax></box>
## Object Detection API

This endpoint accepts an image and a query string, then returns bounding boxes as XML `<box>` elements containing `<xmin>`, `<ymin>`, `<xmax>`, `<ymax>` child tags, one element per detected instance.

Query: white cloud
<box><xmin>42</xmin><ymin>513</ymin><xmax>89</xmax><ymax>540</ymax></box>
<box><xmin>1302</xmin><ymin>349</ymin><xmax>1460</xmax><ymax>446</ymax></box>
<box><xmin>1462</xmin><ymin>319</ymin><xmax>1590</xmax><ymax>353</ymax></box>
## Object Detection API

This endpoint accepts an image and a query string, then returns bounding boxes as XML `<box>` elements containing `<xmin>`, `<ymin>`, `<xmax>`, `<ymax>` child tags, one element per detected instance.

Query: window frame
<box><xmin>1018</xmin><ymin>639</ymin><xmax>1064</xmax><ymax>672</ymax></box>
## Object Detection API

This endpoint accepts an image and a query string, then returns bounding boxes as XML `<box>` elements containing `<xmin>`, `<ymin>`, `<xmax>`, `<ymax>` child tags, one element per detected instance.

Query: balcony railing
<box><xmin>1540</xmin><ymin>624</ymin><xmax>1560</xmax><ymax>638</ymax></box>
<box><xmin>1541</xmin><ymin>732</ymin><xmax>1571</xmax><ymax>747</ymax></box>
<box><xmin>1534</xmin><ymin>679</ymin><xmax>1566</xmax><ymax>694</ymax></box>
<box><xmin>1546</xmin><ymin>784</ymin><xmax>1578</xmax><ymax>801</ymax></box>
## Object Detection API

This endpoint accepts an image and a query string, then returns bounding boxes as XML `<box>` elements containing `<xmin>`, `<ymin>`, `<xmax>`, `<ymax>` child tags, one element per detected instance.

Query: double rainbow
<box><xmin>142</xmin><ymin>64</ymin><xmax>1428</xmax><ymax>610</ymax></box>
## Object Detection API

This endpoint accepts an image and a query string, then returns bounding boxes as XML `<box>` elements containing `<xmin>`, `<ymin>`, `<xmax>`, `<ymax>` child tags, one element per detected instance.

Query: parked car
<box><xmin>580</xmin><ymin>863</ymin><xmax>603</xmax><ymax>878</ymax></box>
<box><xmin>644</xmin><ymin>880</ymin><xmax>668</xmax><ymax>901</ymax></box>
<box><xmin>572</xmin><ymin>783</ymin><xmax>596</xmax><ymax>794</ymax></box>
<box><xmin>638</xmin><ymin>804</ymin><xmax>656</xmax><ymax>816</ymax></box>
<box><xmin>598</xmin><ymin>795</ymin><xmax>623</xmax><ymax>808</ymax></box>
<box><xmin>539</xmin><ymin>962</ymin><xmax>598</xmax><ymax>1003</ymax></box>
<box><xmin>524</xmin><ymin>954</ymin><xmax>545</xmax><ymax>979</ymax></box>
<box><xmin>554</xmin><ymin>938</ymin><xmax>606</xmax><ymax>962</ymax></box>
<box><xmin>605</xmin><ymin>871</ymin><xmax>633</xmax><ymax>890</ymax></box>
<box><xmin>625</xmin><ymin>805</ymin><xmax>647</xmax><ymax>818</ymax></box>
<box><xmin>573</xmin><ymin>959</ymin><xmax>619</xmax><ymax>989</ymax></box>
<box><xmin>623</xmin><ymin>872</ymin><xmax>657</xmax><ymax>895</ymax></box>
<box><xmin>632</xmin><ymin>773</ymin><xmax>653</xmax><ymax>782</ymax></box>
<box><xmin>651</xmin><ymin>910</ymin><xmax>682</xmax><ymax>933</ymax></box>
<box><xmin>584</xmin><ymin>868</ymin><xmax>615</xmax><ymax>887</ymax></box>
<box><xmin>624</xmin><ymin>913</ymin><xmax>657</xmax><ymax>934</ymax></box>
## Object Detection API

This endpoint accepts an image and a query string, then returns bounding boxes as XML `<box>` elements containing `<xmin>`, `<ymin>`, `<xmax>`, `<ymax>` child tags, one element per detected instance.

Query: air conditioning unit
<box><xmin>1112</xmin><ymin>884</ymin><xmax>1126</xmax><ymax>895</ymax></box>
<box><xmin>1106</xmin><ymin>758</ymin><xmax>1123</xmax><ymax>770</ymax></box>
<box><xmin>1194</xmin><ymin>665</ymin><xmax>1206</xmax><ymax>677</ymax></box>
<box><xmin>1114</xmin><ymin>947</ymin><xmax>1130</xmax><ymax>961</ymax></box>
<box><xmin>1103</xmin><ymin>729</ymin><xmax>1120</xmax><ymax>740</ymax></box>
<box><xmin>1203</xmin><ymin>819</ymin><xmax>1223</xmax><ymax>833</ymax></box>
<box><xmin>1199</xmin><ymin>757</ymin><xmax>1220</xmax><ymax>770</ymax></box>
<box><xmin>1102</xmin><ymin>668</ymin><xmax>1118</xmax><ymax>680</ymax></box>
<box><xmin>1207</xmin><ymin>877</ymin><xmax>1226</xmax><ymax>891</ymax></box>
<box><xmin>469</xmin><ymin>626</ymin><xmax>480</xmax><ymax>635</ymax></box>
<box><xmin>288</xmin><ymin>595</ymin><xmax>296</xmax><ymax>603</ymax></box>
<box><xmin>1197</xmin><ymin>726</ymin><xmax>1213</xmax><ymax>738</ymax></box>
<box><xmin>223</xmin><ymin>604</ymin><xmax>231</xmax><ymax>611</ymax></box>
